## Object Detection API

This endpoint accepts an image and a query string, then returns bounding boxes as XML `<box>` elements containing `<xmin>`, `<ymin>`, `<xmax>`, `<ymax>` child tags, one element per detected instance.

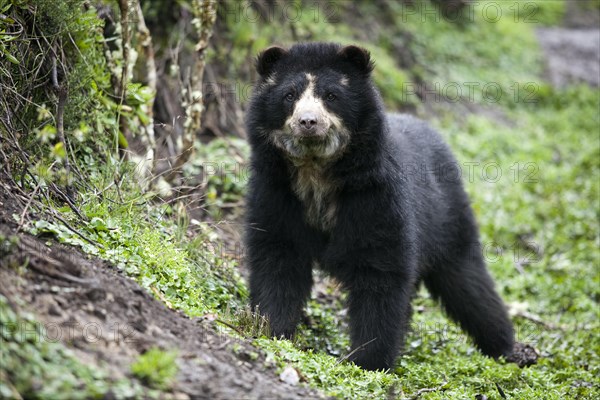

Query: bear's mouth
<box><xmin>282</xmin><ymin>136</ymin><xmax>329</xmax><ymax>158</ymax></box>
<box><xmin>298</xmin><ymin>136</ymin><xmax>326</xmax><ymax>146</ymax></box>
<box><xmin>272</xmin><ymin>129</ymin><xmax>350</xmax><ymax>161</ymax></box>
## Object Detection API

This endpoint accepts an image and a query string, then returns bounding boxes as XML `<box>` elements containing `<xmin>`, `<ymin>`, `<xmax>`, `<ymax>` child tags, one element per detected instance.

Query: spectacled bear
<box><xmin>244</xmin><ymin>42</ymin><xmax>514</xmax><ymax>371</ymax></box>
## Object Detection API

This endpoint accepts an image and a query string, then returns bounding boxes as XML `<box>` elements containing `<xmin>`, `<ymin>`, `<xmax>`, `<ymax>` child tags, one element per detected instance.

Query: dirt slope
<box><xmin>0</xmin><ymin>186</ymin><xmax>324</xmax><ymax>399</ymax></box>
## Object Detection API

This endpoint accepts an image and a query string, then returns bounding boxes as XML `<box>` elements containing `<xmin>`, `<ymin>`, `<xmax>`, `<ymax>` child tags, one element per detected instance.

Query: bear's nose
<box><xmin>298</xmin><ymin>113</ymin><xmax>318</xmax><ymax>131</ymax></box>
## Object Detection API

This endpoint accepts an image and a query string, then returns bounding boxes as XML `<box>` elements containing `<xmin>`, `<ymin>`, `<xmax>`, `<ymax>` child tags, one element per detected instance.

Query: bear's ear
<box><xmin>337</xmin><ymin>45</ymin><xmax>374</xmax><ymax>75</ymax></box>
<box><xmin>256</xmin><ymin>46</ymin><xmax>288</xmax><ymax>77</ymax></box>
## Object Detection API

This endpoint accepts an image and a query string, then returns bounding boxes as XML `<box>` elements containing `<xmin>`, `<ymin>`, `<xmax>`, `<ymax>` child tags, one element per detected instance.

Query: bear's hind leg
<box><xmin>424</xmin><ymin>245</ymin><xmax>514</xmax><ymax>358</ymax></box>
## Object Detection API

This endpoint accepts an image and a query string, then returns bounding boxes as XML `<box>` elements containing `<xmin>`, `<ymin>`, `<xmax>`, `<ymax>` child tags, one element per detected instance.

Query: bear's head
<box><xmin>247</xmin><ymin>43</ymin><xmax>380</xmax><ymax>163</ymax></box>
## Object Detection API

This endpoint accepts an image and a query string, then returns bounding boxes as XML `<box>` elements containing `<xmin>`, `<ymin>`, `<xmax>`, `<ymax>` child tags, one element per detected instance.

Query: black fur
<box><xmin>245</xmin><ymin>42</ymin><xmax>514</xmax><ymax>371</ymax></box>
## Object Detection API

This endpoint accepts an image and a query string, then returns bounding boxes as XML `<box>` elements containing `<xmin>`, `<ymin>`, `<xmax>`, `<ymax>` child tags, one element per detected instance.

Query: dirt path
<box><xmin>536</xmin><ymin>1</ymin><xmax>599</xmax><ymax>88</ymax></box>
<box><xmin>537</xmin><ymin>28</ymin><xmax>600</xmax><ymax>88</ymax></box>
<box><xmin>0</xmin><ymin>187</ymin><xmax>324</xmax><ymax>399</ymax></box>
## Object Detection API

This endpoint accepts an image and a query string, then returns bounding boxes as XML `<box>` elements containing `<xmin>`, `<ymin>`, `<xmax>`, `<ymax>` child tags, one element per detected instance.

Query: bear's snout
<box><xmin>298</xmin><ymin>112</ymin><xmax>319</xmax><ymax>133</ymax></box>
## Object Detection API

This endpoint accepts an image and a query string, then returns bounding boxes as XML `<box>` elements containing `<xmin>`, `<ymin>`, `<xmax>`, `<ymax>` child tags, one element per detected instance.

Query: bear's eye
<box><xmin>284</xmin><ymin>92</ymin><xmax>295</xmax><ymax>102</ymax></box>
<box><xmin>326</xmin><ymin>93</ymin><xmax>336</xmax><ymax>101</ymax></box>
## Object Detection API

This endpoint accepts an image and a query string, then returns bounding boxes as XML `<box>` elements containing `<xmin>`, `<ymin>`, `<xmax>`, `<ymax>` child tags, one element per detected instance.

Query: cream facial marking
<box><xmin>268</xmin><ymin>74</ymin><xmax>351</xmax><ymax>230</ymax></box>
<box><xmin>285</xmin><ymin>74</ymin><xmax>325</xmax><ymax>132</ymax></box>
<box><xmin>340</xmin><ymin>75</ymin><xmax>349</xmax><ymax>86</ymax></box>
<box><xmin>269</xmin><ymin>72</ymin><xmax>350</xmax><ymax>163</ymax></box>
<box><xmin>284</xmin><ymin>73</ymin><xmax>346</xmax><ymax>138</ymax></box>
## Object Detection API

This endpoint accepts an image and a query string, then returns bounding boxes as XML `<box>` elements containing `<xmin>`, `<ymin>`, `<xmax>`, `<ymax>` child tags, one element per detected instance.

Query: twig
<box><xmin>17</xmin><ymin>173</ymin><xmax>43</xmax><ymax>231</ymax></box>
<box><xmin>114</xmin><ymin>173</ymin><xmax>124</xmax><ymax>203</ymax></box>
<box><xmin>0</xmin><ymin>145</ymin><xmax>12</xmax><ymax>177</ymax></box>
<box><xmin>49</xmin><ymin>211</ymin><xmax>104</xmax><ymax>249</ymax></box>
<box><xmin>495</xmin><ymin>382</ymin><xmax>507</xmax><ymax>399</ymax></box>
<box><xmin>51</xmin><ymin>42</ymin><xmax>72</xmax><ymax>197</ymax></box>
<box><xmin>514</xmin><ymin>310</ymin><xmax>565</xmax><ymax>331</ymax></box>
<box><xmin>406</xmin><ymin>380</ymin><xmax>448</xmax><ymax>400</ymax></box>
<box><xmin>336</xmin><ymin>337</ymin><xmax>378</xmax><ymax>365</ymax></box>
<box><xmin>50</xmin><ymin>182</ymin><xmax>87</xmax><ymax>221</ymax></box>
<box><xmin>0</xmin><ymin>371</ymin><xmax>22</xmax><ymax>400</ymax></box>
<box><xmin>215</xmin><ymin>318</ymin><xmax>245</xmax><ymax>335</ymax></box>
<box><xmin>151</xmin><ymin>286</ymin><xmax>173</xmax><ymax>309</ymax></box>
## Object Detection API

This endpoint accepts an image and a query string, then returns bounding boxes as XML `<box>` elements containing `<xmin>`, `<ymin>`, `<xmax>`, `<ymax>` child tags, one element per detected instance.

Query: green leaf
<box><xmin>36</xmin><ymin>124</ymin><xmax>56</xmax><ymax>143</ymax></box>
<box><xmin>117</xmin><ymin>131</ymin><xmax>129</xmax><ymax>148</ymax></box>
<box><xmin>89</xmin><ymin>217</ymin><xmax>108</xmax><ymax>232</ymax></box>
<box><xmin>52</xmin><ymin>142</ymin><xmax>66</xmax><ymax>159</ymax></box>
<box><xmin>126</xmin><ymin>83</ymin><xmax>154</xmax><ymax>105</ymax></box>
<box><xmin>1</xmin><ymin>50</ymin><xmax>19</xmax><ymax>64</ymax></box>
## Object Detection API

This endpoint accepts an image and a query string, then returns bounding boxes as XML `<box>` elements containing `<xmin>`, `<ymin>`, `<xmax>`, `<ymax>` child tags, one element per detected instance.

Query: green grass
<box><xmin>412</xmin><ymin>86</ymin><xmax>599</xmax><ymax>399</ymax></box>
<box><xmin>131</xmin><ymin>348</ymin><xmax>178</xmax><ymax>390</ymax></box>
<box><xmin>26</xmin><ymin>158</ymin><xmax>248</xmax><ymax>318</ymax></box>
<box><xmin>184</xmin><ymin>137</ymin><xmax>250</xmax><ymax>220</ymax></box>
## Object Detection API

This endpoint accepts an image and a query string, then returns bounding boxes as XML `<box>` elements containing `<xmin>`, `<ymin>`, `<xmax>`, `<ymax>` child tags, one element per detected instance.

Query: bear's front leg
<box><xmin>248</xmin><ymin>242</ymin><xmax>313</xmax><ymax>338</ymax></box>
<box><xmin>346</xmin><ymin>272</ymin><xmax>413</xmax><ymax>371</ymax></box>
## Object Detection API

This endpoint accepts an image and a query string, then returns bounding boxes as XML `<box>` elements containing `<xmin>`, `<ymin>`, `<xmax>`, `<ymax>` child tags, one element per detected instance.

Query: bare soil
<box><xmin>537</xmin><ymin>1</ymin><xmax>600</xmax><ymax>88</ymax></box>
<box><xmin>537</xmin><ymin>28</ymin><xmax>600</xmax><ymax>88</ymax></box>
